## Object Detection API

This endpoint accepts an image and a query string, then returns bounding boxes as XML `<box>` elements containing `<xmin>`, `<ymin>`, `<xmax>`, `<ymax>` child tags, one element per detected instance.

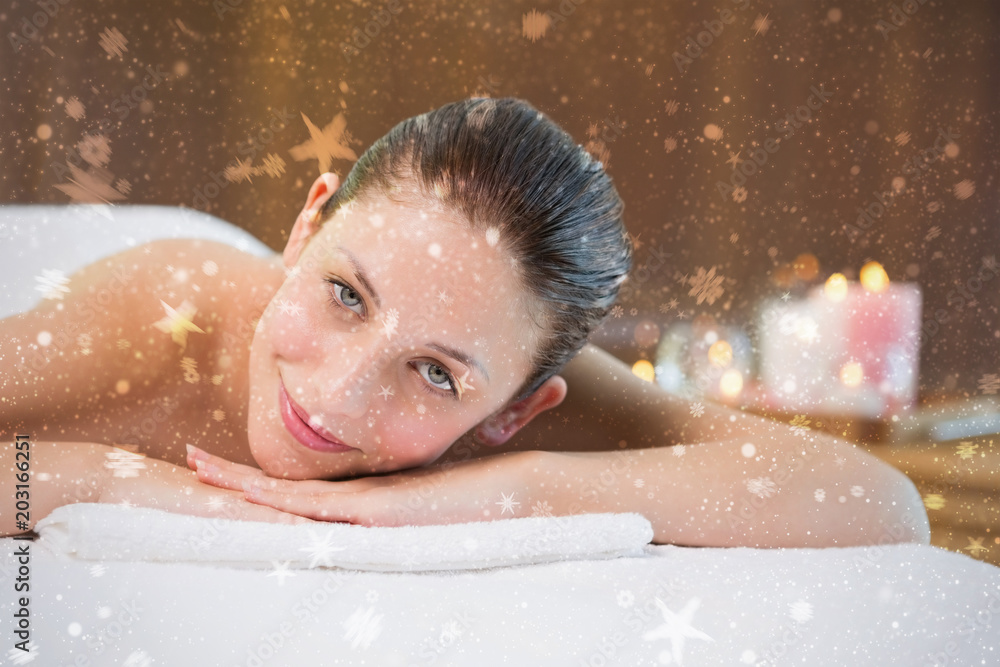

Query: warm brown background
<box><xmin>2</xmin><ymin>1</ymin><xmax>998</xmax><ymax>560</ymax></box>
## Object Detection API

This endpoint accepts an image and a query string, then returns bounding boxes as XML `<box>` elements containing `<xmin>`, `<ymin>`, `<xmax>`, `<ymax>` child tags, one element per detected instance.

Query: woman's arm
<box><xmin>0</xmin><ymin>439</ymin><xmax>309</xmax><ymax>537</ymax></box>
<box><xmin>499</xmin><ymin>343</ymin><xmax>793</xmax><ymax>453</ymax></box>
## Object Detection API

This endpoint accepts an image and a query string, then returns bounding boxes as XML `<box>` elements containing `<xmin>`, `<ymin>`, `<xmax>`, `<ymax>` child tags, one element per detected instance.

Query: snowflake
<box><xmin>277</xmin><ymin>298</ymin><xmax>303</xmax><ymax>317</ymax></box>
<box><xmin>35</xmin><ymin>269</ymin><xmax>71</xmax><ymax>300</ymax></box>
<box><xmin>689</xmin><ymin>402</ymin><xmax>705</xmax><ymax>417</ymax></box>
<box><xmin>752</xmin><ymin>13</ymin><xmax>772</xmax><ymax>36</ymax></box>
<box><xmin>788</xmin><ymin>600</ymin><xmax>813</xmax><ymax>623</ymax></box>
<box><xmin>664</xmin><ymin>136</ymin><xmax>678</xmax><ymax>153</ymax></box>
<box><xmin>956</xmin><ymin>442</ymin><xmax>978</xmax><ymax>460</ymax></box>
<box><xmin>212</xmin><ymin>409</ymin><xmax>225</xmax><ymax>422</ymax></box>
<box><xmin>953</xmin><ymin>179</ymin><xmax>975</xmax><ymax>200</ymax></box>
<box><xmin>850</xmin><ymin>485</ymin><xmax>865</xmax><ymax>498</ymax></box>
<box><xmin>181</xmin><ymin>356</ymin><xmax>200</xmax><ymax>384</ymax></box>
<box><xmin>977</xmin><ymin>373</ymin><xmax>999</xmax><ymax>395</ymax></box>
<box><xmin>342</xmin><ymin>605</ymin><xmax>383</xmax><ymax>649</ymax></box>
<box><xmin>78</xmin><ymin>133</ymin><xmax>113</xmax><ymax>167</ymax></box>
<box><xmin>634</xmin><ymin>478</ymin><xmax>645</xmax><ymax>488</ymax></box>
<box><xmin>123</xmin><ymin>650</ymin><xmax>153</xmax><ymax>667</ymax></box>
<box><xmin>378</xmin><ymin>385</ymin><xmax>394</xmax><ymax>400</ymax></box>
<box><xmin>729</xmin><ymin>232</ymin><xmax>739</xmax><ymax>244</ymax></box>
<box><xmin>381</xmin><ymin>307</ymin><xmax>399</xmax><ymax>339</ymax></box>
<box><xmin>530</xmin><ymin>500</ymin><xmax>553</xmax><ymax>517</ymax></box>
<box><xmin>65</xmin><ymin>96</ymin><xmax>85</xmax><ymax>119</ymax></box>
<box><xmin>496</xmin><ymin>492</ymin><xmax>520</xmax><ymax>515</ymax></box>
<box><xmin>746</xmin><ymin>477</ymin><xmax>777</xmax><ymax>499</ymax></box>
<box><xmin>117</xmin><ymin>338</ymin><xmax>131</xmax><ymax>350</ymax></box>
<box><xmin>205</xmin><ymin>495</ymin><xmax>229</xmax><ymax>512</ymax></box>
<box><xmin>664</xmin><ymin>100</ymin><xmax>679</xmax><ymax>115</ymax></box>
<box><xmin>202</xmin><ymin>260</ymin><xmax>219</xmax><ymax>276</ymax></box>
<box><xmin>617</xmin><ymin>590</ymin><xmax>635</xmax><ymax>608</ymax></box>
<box><xmin>103</xmin><ymin>448</ymin><xmax>146</xmax><ymax>478</ymax></box>
<box><xmin>611</xmin><ymin>305</ymin><xmax>624</xmax><ymax>318</ymax></box>
<box><xmin>672</xmin><ymin>445</ymin><xmax>686</xmax><ymax>457</ymax></box>
<box><xmin>814</xmin><ymin>488</ymin><xmax>826</xmax><ymax>502</ymax></box>
<box><xmin>7</xmin><ymin>640</ymin><xmax>40</xmax><ymax>665</ymax></box>
<box><xmin>894</xmin><ymin>132</ymin><xmax>912</xmax><ymax>147</ymax></box>
<box><xmin>630</xmin><ymin>307</ymin><xmax>638</xmax><ymax>316</ymax></box>
<box><xmin>658</xmin><ymin>302</ymin><xmax>672</xmax><ymax>314</ymax></box>
<box><xmin>299</xmin><ymin>530</ymin><xmax>347</xmax><ymax>568</ymax></box>
<box><xmin>924</xmin><ymin>226</ymin><xmax>941</xmax><ymax>242</ymax></box>
<box><xmin>923</xmin><ymin>493</ymin><xmax>946</xmax><ymax>510</ymax></box>
<box><xmin>789</xmin><ymin>415</ymin><xmax>812</xmax><ymax>436</ymax></box>
<box><xmin>89</xmin><ymin>563</ymin><xmax>107</xmax><ymax>578</ymax></box>
<box><xmin>732</xmin><ymin>186</ymin><xmax>748</xmax><ymax>203</ymax></box>
<box><xmin>687</xmin><ymin>266</ymin><xmax>725</xmax><ymax>305</ymax></box>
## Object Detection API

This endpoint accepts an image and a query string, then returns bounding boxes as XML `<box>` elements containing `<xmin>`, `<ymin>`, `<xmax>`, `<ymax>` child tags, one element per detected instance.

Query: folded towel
<box><xmin>35</xmin><ymin>503</ymin><xmax>654</xmax><ymax>572</ymax></box>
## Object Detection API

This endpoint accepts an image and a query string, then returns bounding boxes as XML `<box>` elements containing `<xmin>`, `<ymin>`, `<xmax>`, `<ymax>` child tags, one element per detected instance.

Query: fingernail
<box><xmin>193</xmin><ymin>460</ymin><xmax>205</xmax><ymax>471</ymax></box>
<box><xmin>186</xmin><ymin>444</ymin><xmax>205</xmax><ymax>460</ymax></box>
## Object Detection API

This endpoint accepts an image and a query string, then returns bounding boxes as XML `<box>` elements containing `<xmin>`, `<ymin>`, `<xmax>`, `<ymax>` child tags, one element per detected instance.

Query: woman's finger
<box><xmin>242</xmin><ymin>480</ymin><xmax>371</xmax><ymax>524</ymax></box>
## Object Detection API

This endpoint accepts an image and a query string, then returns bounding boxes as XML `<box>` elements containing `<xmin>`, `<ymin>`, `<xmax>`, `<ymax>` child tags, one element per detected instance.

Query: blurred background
<box><xmin>1</xmin><ymin>0</ymin><xmax>997</xmax><ymax>562</ymax></box>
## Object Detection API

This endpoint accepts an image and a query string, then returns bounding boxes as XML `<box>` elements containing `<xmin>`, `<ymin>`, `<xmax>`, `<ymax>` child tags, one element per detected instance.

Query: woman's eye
<box><xmin>415</xmin><ymin>361</ymin><xmax>457</xmax><ymax>397</ymax></box>
<box><xmin>326</xmin><ymin>278</ymin><xmax>366</xmax><ymax>317</ymax></box>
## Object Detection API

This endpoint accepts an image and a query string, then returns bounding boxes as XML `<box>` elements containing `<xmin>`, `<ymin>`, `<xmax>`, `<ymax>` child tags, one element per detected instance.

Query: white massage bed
<box><xmin>2</xmin><ymin>204</ymin><xmax>999</xmax><ymax>666</ymax></box>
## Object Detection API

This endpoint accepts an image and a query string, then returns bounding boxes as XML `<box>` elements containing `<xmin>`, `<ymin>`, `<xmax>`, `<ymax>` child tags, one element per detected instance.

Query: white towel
<box><xmin>34</xmin><ymin>503</ymin><xmax>653</xmax><ymax>572</ymax></box>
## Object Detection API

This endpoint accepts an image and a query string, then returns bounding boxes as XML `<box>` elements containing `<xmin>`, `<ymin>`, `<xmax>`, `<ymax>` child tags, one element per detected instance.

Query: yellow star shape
<box><xmin>964</xmin><ymin>537</ymin><xmax>988</xmax><ymax>557</ymax></box>
<box><xmin>288</xmin><ymin>112</ymin><xmax>359</xmax><ymax>174</ymax></box>
<box><xmin>153</xmin><ymin>299</ymin><xmax>205</xmax><ymax>350</ymax></box>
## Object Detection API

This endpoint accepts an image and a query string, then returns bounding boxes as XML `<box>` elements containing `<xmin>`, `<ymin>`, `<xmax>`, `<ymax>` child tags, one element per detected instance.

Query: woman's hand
<box><xmin>187</xmin><ymin>444</ymin><xmax>548</xmax><ymax>527</ymax></box>
<box><xmin>99</xmin><ymin>445</ymin><xmax>316</xmax><ymax>525</ymax></box>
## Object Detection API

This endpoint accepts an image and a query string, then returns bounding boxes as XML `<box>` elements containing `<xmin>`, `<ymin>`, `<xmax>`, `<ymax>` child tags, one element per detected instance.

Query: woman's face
<box><xmin>247</xmin><ymin>192</ymin><xmax>542</xmax><ymax>480</ymax></box>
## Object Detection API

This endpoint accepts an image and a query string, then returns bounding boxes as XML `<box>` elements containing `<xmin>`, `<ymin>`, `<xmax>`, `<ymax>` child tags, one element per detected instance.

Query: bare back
<box><xmin>0</xmin><ymin>238</ymin><xmax>286</xmax><ymax>468</ymax></box>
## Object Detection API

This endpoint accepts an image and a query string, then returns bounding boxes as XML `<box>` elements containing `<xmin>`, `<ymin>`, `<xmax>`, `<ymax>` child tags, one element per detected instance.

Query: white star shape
<box><xmin>378</xmin><ymin>385</ymin><xmax>394</xmax><ymax>400</ymax></box>
<box><xmin>268</xmin><ymin>560</ymin><xmax>297</xmax><ymax>585</ymax></box>
<box><xmin>496</xmin><ymin>492</ymin><xmax>520</xmax><ymax>515</ymax></box>
<box><xmin>642</xmin><ymin>597</ymin><xmax>714</xmax><ymax>665</ymax></box>
<box><xmin>781</xmin><ymin>291</ymin><xmax>791</xmax><ymax>302</ymax></box>
<box><xmin>278</xmin><ymin>299</ymin><xmax>303</xmax><ymax>316</ymax></box>
<box><xmin>299</xmin><ymin>530</ymin><xmax>346</xmax><ymax>568</ymax></box>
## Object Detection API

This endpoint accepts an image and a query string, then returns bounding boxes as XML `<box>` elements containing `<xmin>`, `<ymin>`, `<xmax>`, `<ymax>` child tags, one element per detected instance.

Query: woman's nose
<box><xmin>315</xmin><ymin>338</ymin><xmax>387</xmax><ymax>418</ymax></box>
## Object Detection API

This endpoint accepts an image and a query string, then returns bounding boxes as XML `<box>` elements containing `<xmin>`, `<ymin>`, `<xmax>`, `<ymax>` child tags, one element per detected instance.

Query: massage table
<box><xmin>1</xmin><ymin>204</ymin><xmax>998</xmax><ymax>665</ymax></box>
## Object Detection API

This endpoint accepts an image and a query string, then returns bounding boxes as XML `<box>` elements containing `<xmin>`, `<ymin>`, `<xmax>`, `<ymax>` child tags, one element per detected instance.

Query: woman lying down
<box><xmin>1</xmin><ymin>97</ymin><xmax>930</xmax><ymax>548</ymax></box>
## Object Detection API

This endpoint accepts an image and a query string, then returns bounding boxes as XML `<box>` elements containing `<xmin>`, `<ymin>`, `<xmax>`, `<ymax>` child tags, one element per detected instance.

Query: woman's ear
<box><xmin>475</xmin><ymin>375</ymin><xmax>568</xmax><ymax>446</ymax></box>
<box><xmin>283</xmin><ymin>172</ymin><xmax>341</xmax><ymax>269</ymax></box>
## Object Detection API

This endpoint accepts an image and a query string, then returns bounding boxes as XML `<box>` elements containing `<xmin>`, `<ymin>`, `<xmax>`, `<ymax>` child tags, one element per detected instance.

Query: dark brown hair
<box><xmin>320</xmin><ymin>97</ymin><xmax>633</xmax><ymax>405</ymax></box>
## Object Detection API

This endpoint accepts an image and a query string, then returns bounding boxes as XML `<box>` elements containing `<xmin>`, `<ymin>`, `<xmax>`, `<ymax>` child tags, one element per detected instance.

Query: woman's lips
<box><xmin>278</xmin><ymin>380</ymin><xmax>356</xmax><ymax>453</ymax></box>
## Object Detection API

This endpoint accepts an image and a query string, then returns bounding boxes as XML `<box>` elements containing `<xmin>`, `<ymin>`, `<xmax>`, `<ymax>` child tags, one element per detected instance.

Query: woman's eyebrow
<box><xmin>427</xmin><ymin>342</ymin><xmax>490</xmax><ymax>385</ymax></box>
<box><xmin>337</xmin><ymin>245</ymin><xmax>381</xmax><ymax>310</ymax></box>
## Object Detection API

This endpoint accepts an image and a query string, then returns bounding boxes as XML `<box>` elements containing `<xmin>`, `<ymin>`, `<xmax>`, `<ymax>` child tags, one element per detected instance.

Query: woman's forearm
<box><xmin>539</xmin><ymin>431</ymin><xmax>930</xmax><ymax>548</ymax></box>
<box><xmin>1</xmin><ymin>440</ymin><xmax>112</xmax><ymax>537</ymax></box>
<box><xmin>1</xmin><ymin>440</ymin><xmax>309</xmax><ymax>537</ymax></box>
